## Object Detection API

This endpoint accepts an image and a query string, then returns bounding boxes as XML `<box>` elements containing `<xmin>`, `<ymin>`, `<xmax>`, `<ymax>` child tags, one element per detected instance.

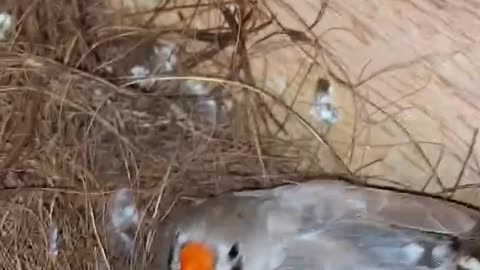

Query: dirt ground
<box><xmin>0</xmin><ymin>0</ymin><xmax>479</xmax><ymax>269</ymax></box>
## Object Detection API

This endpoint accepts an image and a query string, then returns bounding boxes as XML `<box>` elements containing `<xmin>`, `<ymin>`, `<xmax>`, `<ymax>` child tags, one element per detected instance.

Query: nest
<box><xmin>0</xmin><ymin>0</ymin><xmax>478</xmax><ymax>269</ymax></box>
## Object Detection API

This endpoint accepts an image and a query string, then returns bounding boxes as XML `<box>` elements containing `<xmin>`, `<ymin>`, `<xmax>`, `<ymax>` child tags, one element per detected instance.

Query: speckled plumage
<box><xmin>111</xmin><ymin>180</ymin><xmax>480</xmax><ymax>270</ymax></box>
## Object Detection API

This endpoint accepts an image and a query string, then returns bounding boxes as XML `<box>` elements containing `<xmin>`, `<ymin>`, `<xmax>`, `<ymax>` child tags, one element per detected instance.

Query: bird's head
<box><xmin>170</xmin><ymin>234</ymin><xmax>242</xmax><ymax>270</ymax></box>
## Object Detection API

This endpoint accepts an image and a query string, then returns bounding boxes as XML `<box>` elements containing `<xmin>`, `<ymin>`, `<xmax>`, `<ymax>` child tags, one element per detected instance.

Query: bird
<box><xmin>107</xmin><ymin>179</ymin><xmax>480</xmax><ymax>270</ymax></box>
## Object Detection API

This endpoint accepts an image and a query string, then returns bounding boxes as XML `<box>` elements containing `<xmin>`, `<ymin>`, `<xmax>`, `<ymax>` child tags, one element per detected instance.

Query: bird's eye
<box><xmin>228</xmin><ymin>243</ymin><xmax>240</xmax><ymax>260</ymax></box>
<box><xmin>228</xmin><ymin>243</ymin><xmax>242</xmax><ymax>270</ymax></box>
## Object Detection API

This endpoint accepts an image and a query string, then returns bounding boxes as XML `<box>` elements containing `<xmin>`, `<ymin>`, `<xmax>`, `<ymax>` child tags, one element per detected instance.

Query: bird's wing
<box><xmin>271</xmin><ymin>221</ymin><xmax>457</xmax><ymax>270</ymax></box>
<box><xmin>233</xmin><ymin>180</ymin><xmax>479</xmax><ymax>236</ymax></box>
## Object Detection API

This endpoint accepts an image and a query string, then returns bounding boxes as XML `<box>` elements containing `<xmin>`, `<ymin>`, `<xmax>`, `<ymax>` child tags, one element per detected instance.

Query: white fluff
<box><xmin>310</xmin><ymin>84</ymin><xmax>339</xmax><ymax>124</ymax></box>
<box><xmin>401</xmin><ymin>243</ymin><xmax>424</xmax><ymax>264</ymax></box>
<box><xmin>0</xmin><ymin>12</ymin><xmax>12</xmax><ymax>41</ymax></box>
<box><xmin>185</xmin><ymin>80</ymin><xmax>209</xmax><ymax>96</ymax></box>
<box><xmin>184</xmin><ymin>80</ymin><xmax>218</xmax><ymax>122</ymax></box>
<box><xmin>130</xmin><ymin>65</ymin><xmax>152</xmax><ymax>88</ymax></box>
<box><xmin>154</xmin><ymin>43</ymin><xmax>177</xmax><ymax>72</ymax></box>
<box><xmin>108</xmin><ymin>188</ymin><xmax>140</xmax><ymax>257</ymax></box>
<box><xmin>458</xmin><ymin>256</ymin><xmax>480</xmax><ymax>270</ymax></box>
<box><xmin>110</xmin><ymin>189</ymin><xmax>139</xmax><ymax>230</ymax></box>
<box><xmin>47</xmin><ymin>223</ymin><xmax>59</xmax><ymax>257</ymax></box>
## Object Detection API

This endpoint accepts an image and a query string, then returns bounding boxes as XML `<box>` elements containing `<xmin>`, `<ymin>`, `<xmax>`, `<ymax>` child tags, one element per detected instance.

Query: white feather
<box><xmin>0</xmin><ymin>12</ymin><xmax>12</xmax><ymax>41</ymax></box>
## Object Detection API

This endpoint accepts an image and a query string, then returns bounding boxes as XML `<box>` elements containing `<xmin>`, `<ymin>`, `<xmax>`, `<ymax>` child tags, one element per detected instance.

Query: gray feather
<box><xmin>153</xmin><ymin>180</ymin><xmax>480</xmax><ymax>270</ymax></box>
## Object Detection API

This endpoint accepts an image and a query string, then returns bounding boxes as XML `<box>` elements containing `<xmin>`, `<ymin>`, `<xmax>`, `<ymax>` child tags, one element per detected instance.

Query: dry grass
<box><xmin>0</xmin><ymin>0</ymin><xmax>348</xmax><ymax>269</ymax></box>
<box><xmin>0</xmin><ymin>0</ymin><xmax>479</xmax><ymax>269</ymax></box>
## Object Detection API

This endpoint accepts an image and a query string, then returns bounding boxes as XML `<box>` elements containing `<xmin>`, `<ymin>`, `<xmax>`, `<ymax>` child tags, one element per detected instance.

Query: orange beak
<box><xmin>179</xmin><ymin>242</ymin><xmax>214</xmax><ymax>270</ymax></box>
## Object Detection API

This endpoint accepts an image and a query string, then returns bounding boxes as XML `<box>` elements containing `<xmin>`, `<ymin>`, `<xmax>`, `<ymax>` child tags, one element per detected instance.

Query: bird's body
<box><xmin>109</xmin><ymin>180</ymin><xmax>480</xmax><ymax>270</ymax></box>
